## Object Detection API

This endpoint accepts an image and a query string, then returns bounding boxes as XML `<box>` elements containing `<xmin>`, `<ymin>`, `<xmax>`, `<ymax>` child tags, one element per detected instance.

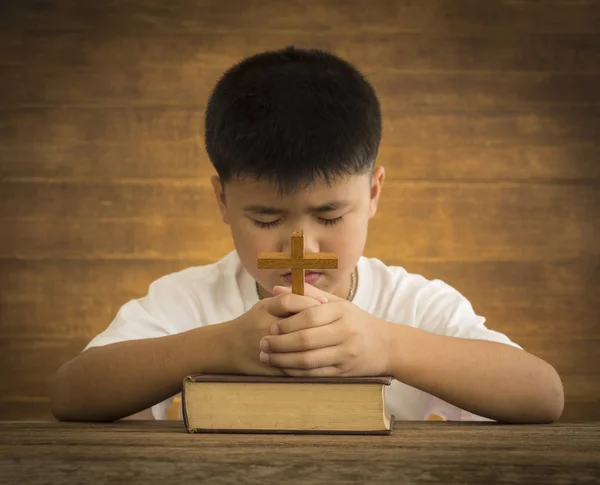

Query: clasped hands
<box><xmin>255</xmin><ymin>283</ymin><xmax>392</xmax><ymax>377</ymax></box>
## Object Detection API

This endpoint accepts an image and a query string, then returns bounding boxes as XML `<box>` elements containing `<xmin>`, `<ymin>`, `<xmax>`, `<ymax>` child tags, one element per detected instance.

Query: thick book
<box><xmin>181</xmin><ymin>374</ymin><xmax>395</xmax><ymax>435</ymax></box>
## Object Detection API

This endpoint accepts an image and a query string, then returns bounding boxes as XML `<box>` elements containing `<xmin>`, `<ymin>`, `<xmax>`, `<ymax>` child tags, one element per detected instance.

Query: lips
<box><xmin>281</xmin><ymin>271</ymin><xmax>323</xmax><ymax>284</ymax></box>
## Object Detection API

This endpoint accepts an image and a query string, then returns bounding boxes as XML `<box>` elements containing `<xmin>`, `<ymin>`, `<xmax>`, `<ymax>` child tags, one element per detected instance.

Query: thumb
<box><xmin>272</xmin><ymin>283</ymin><xmax>342</xmax><ymax>303</ymax></box>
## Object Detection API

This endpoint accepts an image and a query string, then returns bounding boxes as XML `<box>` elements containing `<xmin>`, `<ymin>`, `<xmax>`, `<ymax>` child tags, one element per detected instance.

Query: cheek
<box><xmin>229</xmin><ymin>221</ymin><xmax>272</xmax><ymax>269</ymax></box>
<box><xmin>230</xmin><ymin>222</ymin><xmax>257</xmax><ymax>250</ymax></box>
<box><xmin>327</xmin><ymin>217</ymin><xmax>369</xmax><ymax>265</ymax></box>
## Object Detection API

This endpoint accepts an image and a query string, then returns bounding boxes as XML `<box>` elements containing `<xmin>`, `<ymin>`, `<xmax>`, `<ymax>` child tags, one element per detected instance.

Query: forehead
<box><xmin>224</xmin><ymin>174</ymin><xmax>370</xmax><ymax>206</ymax></box>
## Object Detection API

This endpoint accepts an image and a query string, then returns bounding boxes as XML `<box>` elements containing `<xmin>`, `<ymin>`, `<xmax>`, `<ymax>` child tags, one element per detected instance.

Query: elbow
<box><xmin>49</xmin><ymin>352</ymin><xmax>123</xmax><ymax>423</ymax></box>
<box><xmin>50</xmin><ymin>358</ymin><xmax>90</xmax><ymax>422</ymax></box>
<box><xmin>535</xmin><ymin>365</ymin><xmax>565</xmax><ymax>424</ymax></box>
<box><xmin>49</xmin><ymin>365</ymin><xmax>71</xmax><ymax>421</ymax></box>
<box><xmin>50</xmin><ymin>360</ymin><xmax>80</xmax><ymax>422</ymax></box>
<box><xmin>546</xmin><ymin>368</ymin><xmax>565</xmax><ymax>423</ymax></box>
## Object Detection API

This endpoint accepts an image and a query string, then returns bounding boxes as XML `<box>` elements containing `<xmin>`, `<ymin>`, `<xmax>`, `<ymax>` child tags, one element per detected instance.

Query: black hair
<box><xmin>204</xmin><ymin>46</ymin><xmax>382</xmax><ymax>194</ymax></box>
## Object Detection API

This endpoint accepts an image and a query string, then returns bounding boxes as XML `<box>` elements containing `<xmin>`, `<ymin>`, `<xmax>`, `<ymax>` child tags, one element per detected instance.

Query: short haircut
<box><xmin>205</xmin><ymin>46</ymin><xmax>382</xmax><ymax>194</ymax></box>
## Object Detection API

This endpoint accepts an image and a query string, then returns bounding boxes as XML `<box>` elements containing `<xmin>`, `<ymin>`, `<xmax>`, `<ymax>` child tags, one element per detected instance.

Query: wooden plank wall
<box><xmin>0</xmin><ymin>1</ymin><xmax>598</xmax><ymax>421</ymax></box>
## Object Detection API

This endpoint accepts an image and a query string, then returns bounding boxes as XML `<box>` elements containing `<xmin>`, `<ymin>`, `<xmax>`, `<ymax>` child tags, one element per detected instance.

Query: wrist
<box><xmin>385</xmin><ymin>322</ymin><xmax>427</xmax><ymax>381</ymax></box>
<box><xmin>374</xmin><ymin>317</ymin><xmax>402</xmax><ymax>376</ymax></box>
<box><xmin>185</xmin><ymin>321</ymin><xmax>239</xmax><ymax>375</ymax></box>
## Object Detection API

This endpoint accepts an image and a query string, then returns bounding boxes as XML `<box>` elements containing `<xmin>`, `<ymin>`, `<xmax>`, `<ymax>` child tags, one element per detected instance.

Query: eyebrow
<box><xmin>244</xmin><ymin>201</ymin><xmax>351</xmax><ymax>214</ymax></box>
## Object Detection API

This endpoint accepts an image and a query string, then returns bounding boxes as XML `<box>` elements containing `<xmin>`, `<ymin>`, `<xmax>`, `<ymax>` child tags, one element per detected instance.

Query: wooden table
<box><xmin>0</xmin><ymin>421</ymin><xmax>598</xmax><ymax>484</ymax></box>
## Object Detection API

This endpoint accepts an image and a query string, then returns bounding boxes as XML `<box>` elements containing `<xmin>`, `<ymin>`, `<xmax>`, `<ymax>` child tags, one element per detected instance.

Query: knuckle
<box><xmin>260</xmin><ymin>300</ymin><xmax>272</xmax><ymax>314</ymax></box>
<box><xmin>279</xmin><ymin>293</ymin><xmax>294</xmax><ymax>309</ymax></box>
<box><xmin>300</xmin><ymin>332</ymin><xmax>313</xmax><ymax>348</ymax></box>
<box><xmin>304</xmin><ymin>309</ymin><xmax>320</xmax><ymax>328</ymax></box>
<box><xmin>301</xmin><ymin>355</ymin><xmax>318</xmax><ymax>369</ymax></box>
<box><xmin>345</xmin><ymin>344</ymin><xmax>359</xmax><ymax>360</ymax></box>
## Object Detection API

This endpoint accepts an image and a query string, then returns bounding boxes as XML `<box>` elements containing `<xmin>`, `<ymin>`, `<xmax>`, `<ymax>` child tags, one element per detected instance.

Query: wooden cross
<box><xmin>257</xmin><ymin>230</ymin><xmax>338</xmax><ymax>295</ymax></box>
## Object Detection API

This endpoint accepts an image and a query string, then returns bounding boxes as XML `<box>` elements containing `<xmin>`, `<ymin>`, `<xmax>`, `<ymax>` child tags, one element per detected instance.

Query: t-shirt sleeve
<box><xmin>415</xmin><ymin>279</ymin><xmax>522</xmax><ymax>349</ymax></box>
<box><xmin>84</xmin><ymin>274</ymin><xmax>200</xmax><ymax>350</ymax></box>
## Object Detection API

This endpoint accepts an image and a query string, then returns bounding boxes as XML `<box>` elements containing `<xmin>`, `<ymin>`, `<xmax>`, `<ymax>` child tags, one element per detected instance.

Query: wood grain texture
<box><xmin>0</xmin><ymin>421</ymin><xmax>599</xmax><ymax>484</ymax></box>
<box><xmin>291</xmin><ymin>230</ymin><xmax>303</xmax><ymax>259</ymax></box>
<box><xmin>291</xmin><ymin>270</ymin><xmax>304</xmax><ymax>296</ymax></box>
<box><xmin>2</xmin><ymin>0</ymin><xmax>600</xmax><ymax>34</ymax></box>
<box><xmin>257</xmin><ymin>254</ymin><xmax>339</xmax><ymax>269</ymax></box>
<box><xmin>2</xmin><ymin>144</ymin><xmax>599</xmax><ymax>181</ymax></box>
<box><xmin>0</xmin><ymin>401</ymin><xmax>54</xmax><ymax>421</ymax></box>
<box><xmin>2</xmin><ymin>31</ymin><xmax>600</xmax><ymax>73</ymax></box>
<box><xmin>291</xmin><ymin>231</ymin><xmax>305</xmax><ymax>295</ymax></box>
<box><xmin>0</xmin><ymin>0</ymin><xmax>598</xmax><ymax>421</ymax></box>
<box><xmin>0</xmin><ymin>338</ymin><xmax>89</xmax><ymax>402</ymax></box>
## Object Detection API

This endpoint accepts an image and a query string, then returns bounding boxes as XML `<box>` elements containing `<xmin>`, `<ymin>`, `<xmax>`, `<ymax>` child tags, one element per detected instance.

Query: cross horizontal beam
<box><xmin>257</xmin><ymin>253</ymin><xmax>339</xmax><ymax>270</ymax></box>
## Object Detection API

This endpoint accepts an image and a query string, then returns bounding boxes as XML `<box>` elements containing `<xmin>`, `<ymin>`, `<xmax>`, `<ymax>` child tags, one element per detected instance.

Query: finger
<box><xmin>273</xmin><ymin>285</ymin><xmax>329</xmax><ymax>304</ymax></box>
<box><xmin>275</xmin><ymin>301</ymin><xmax>344</xmax><ymax>335</ymax></box>
<box><xmin>262</xmin><ymin>321</ymin><xmax>345</xmax><ymax>353</ymax></box>
<box><xmin>261</xmin><ymin>346</ymin><xmax>341</xmax><ymax>370</ymax></box>
<box><xmin>272</xmin><ymin>285</ymin><xmax>289</xmax><ymax>296</ymax></box>
<box><xmin>300</xmin><ymin>283</ymin><xmax>344</xmax><ymax>302</ymax></box>
<box><xmin>273</xmin><ymin>283</ymin><xmax>340</xmax><ymax>302</ymax></box>
<box><xmin>282</xmin><ymin>366</ymin><xmax>342</xmax><ymax>377</ymax></box>
<box><xmin>266</xmin><ymin>292</ymin><xmax>323</xmax><ymax>318</ymax></box>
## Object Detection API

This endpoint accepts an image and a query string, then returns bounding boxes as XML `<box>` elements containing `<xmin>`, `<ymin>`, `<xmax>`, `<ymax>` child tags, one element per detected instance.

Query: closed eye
<box><xmin>251</xmin><ymin>219</ymin><xmax>281</xmax><ymax>229</ymax></box>
<box><xmin>250</xmin><ymin>215</ymin><xmax>345</xmax><ymax>229</ymax></box>
<box><xmin>318</xmin><ymin>216</ymin><xmax>343</xmax><ymax>226</ymax></box>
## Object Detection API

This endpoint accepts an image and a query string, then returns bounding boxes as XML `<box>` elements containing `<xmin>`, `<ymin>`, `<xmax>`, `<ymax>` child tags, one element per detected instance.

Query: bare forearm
<box><xmin>51</xmin><ymin>322</ymin><xmax>235</xmax><ymax>422</ymax></box>
<box><xmin>388</xmin><ymin>324</ymin><xmax>564</xmax><ymax>423</ymax></box>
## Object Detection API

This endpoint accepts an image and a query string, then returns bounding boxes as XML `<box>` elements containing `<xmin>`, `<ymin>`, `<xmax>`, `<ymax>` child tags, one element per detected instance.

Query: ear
<box><xmin>211</xmin><ymin>175</ymin><xmax>230</xmax><ymax>224</ymax></box>
<box><xmin>368</xmin><ymin>165</ymin><xmax>386</xmax><ymax>219</ymax></box>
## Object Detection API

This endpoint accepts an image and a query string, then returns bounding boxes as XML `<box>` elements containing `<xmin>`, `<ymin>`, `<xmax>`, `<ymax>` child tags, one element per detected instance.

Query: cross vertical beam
<box><xmin>290</xmin><ymin>230</ymin><xmax>305</xmax><ymax>295</ymax></box>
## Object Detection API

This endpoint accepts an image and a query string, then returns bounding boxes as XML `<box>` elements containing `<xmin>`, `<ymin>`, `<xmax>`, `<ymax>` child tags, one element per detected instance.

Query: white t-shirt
<box><xmin>84</xmin><ymin>251</ymin><xmax>522</xmax><ymax>421</ymax></box>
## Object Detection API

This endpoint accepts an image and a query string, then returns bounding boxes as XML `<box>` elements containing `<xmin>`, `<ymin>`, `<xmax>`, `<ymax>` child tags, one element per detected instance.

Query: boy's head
<box><xmin>206</xmin><ymin>46</ymin><xmax>385</xmax><ymax>299</ymax></box>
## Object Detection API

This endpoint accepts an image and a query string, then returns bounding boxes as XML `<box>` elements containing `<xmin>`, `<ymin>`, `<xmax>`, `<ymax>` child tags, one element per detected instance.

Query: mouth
<box><xmin>281</xmin><ymin>271</ymin><xmax>323</xmax><ymax>284</ymax></box>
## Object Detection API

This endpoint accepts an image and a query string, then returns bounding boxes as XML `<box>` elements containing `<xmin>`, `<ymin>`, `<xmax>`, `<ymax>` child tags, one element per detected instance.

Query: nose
<box><xmin>280</xmin><ymin>230</ymin><xmax>319</xmax><ymax>255</ymax></box>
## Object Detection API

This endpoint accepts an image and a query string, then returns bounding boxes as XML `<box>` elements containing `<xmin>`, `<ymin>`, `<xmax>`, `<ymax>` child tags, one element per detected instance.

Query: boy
<box><xmin>51</xmin><ymin>47</ymin><xmax>564</xmax><ymax>423</ymax></box>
